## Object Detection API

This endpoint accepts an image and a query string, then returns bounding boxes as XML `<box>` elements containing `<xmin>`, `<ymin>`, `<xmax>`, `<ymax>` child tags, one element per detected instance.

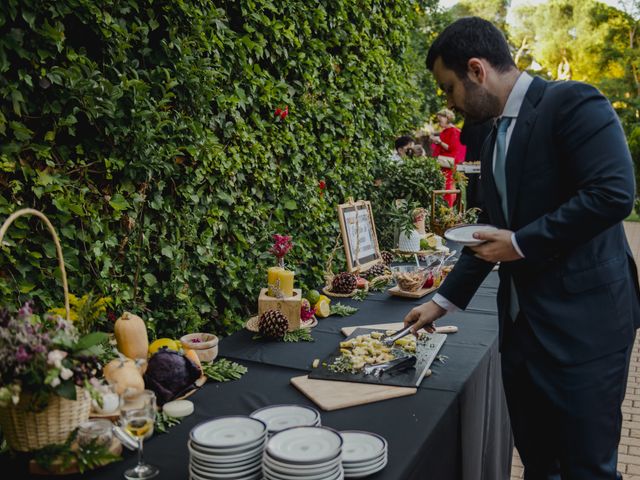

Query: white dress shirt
<box><xmin>433</xmin><ymin>72</ymin><xmax>533</xmax><ymax>312</ymax></box>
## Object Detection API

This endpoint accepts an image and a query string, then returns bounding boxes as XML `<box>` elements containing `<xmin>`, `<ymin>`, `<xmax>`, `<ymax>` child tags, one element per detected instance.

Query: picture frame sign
<box><xmin>337</xmin><ymin>200</ymin><xmax>382</xmax><ymax>272</ymax></box>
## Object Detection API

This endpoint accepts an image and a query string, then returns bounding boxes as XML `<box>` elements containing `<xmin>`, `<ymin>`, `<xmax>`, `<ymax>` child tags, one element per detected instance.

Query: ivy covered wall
<box><xmin>0</xmin><ymin>0</ymin><xmax>436</xmax><ymax>336</ymax></box>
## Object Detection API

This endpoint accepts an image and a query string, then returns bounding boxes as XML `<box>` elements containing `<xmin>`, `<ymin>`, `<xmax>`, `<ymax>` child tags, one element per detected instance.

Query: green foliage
<box><xmin>0</xmin><ymin>0</ymin><xmax>428</xmax><ymax>337</ymax></box>
<box><xmin>329</xmin><ymin>302</ymin><xmax>359</xmax><ymax>316</ymax></box>
<box><xmin>449</xmin><ymin>0</ymin><xmax>510</xmax><ymax>31</ymax></box>
<box><xmin>370</xmin><ymin>156</ymin><xmax>444</xmax><ymax>247</ymax></box>
<box><xmin>33</xmin><ymin>429</ymin><xmax>119</xmax><ymax>474</ymax></box>
<box><xmin>154</xmin><ymin>410</ymin><xmax>181</xmax><ymax>434</ymax></box>
<box><xmin>202</xmin><ymin>358</ymin><xmax>248</xmax><ymax>382</ymax></box>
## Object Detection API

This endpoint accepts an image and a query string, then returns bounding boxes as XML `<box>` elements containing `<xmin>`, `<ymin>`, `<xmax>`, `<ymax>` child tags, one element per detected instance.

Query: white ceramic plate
<box><xmin>191</xmin><ymin>461</ymin><xmax>262</xmax><ymax>479</ymax></box>
<box><xmin>190</xmin><ymin>456</ymin><xmax>262</xmax><ymax>474</ymax></box>
<box><xmin>190</xmin><ymin>416</ymin><xmax>267</xmax><ymax>448</ymax></box>
<box><xmin>344</xmin><ymin>457</ymin><xmax>387</xmax><ymax>478</ymax></box>
<box><xmin>264</xmin><ymin>454</ymin><xmax>341</xmax><ymax>476</ymax></box>
<box><xmin>340</xmin><ymin>431</ymin><xmax>387</xmax><ymax>463</ymax></box>
<box><xmin>444</xmin><ymin>224</ymin><xmax>498</xmax><ymax>247</ymax></box>
<box><xmin>263</xmin><ymin>451</ymin><xmax>341</xmax><ymax>471</ymax></box>
<box><xmin>343</xmin><ymin>453</ymin><xmax>386</xmax><ymax>470</ymax></box>
<box><xmin>190</xmin><ymin>435</ymin><xmax>266</xmax><ymax>455</ymax></box>
<box><xmin>263</xmin><ymin>463</ymin><xmax>343</xmax><ymax>480</ymax></box>
<box><xmin>267</xmin><ymin>426</ymin><xmax>343</xmax><ymax>464</ymax></box>
<box><xmin>190</xmin><ymin>466</ymin><xmax>263</xmax><ymax>480</ymax></box>
<box><xmin>344</xmin><ymin>455</ymin><xmax>387</xmax><ymax>474</ymax></box>
<box><xmin>188</xmin><ymin>441</ymin><xmax>264</xmax><ymax>464</ymax></box>
<box><xmin>251</xmin><ymin>404</ymin><xmax>321</xmax><ymax>434</ymax></box>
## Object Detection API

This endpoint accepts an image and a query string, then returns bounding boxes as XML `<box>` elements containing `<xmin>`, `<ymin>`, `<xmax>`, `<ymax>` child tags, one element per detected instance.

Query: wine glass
<box><xmin>121</xmin><ymin>391</ymin><xmax>159</xmax><ymax>479</ymax></box>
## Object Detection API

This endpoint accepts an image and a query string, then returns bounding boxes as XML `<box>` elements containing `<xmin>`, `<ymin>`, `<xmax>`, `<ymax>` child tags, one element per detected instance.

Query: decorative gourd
<box><xmin>183</xmin><ymin>348</ymin><xmax>202</xmax><ymax>374</ymax></box>
<box><xmin>103</xmin><ymin>358</ymin><xmax>145</xmax><ymax>395</ymax></box>
<box><xmin>114</xmin><ymin>312</ymin><xmax>148</xmax><ymax>359</ymax></box>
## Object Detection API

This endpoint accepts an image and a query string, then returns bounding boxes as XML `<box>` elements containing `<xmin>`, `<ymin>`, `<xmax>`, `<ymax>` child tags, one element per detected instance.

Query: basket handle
<box><xmin>0</xmin><ymin>208</ymin><xmax>70</xmax><ymax>321</ymax></box>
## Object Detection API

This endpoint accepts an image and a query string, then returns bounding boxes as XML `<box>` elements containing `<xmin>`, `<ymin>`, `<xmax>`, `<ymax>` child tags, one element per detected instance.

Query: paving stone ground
<box><xmin>510</xmin><ymin>221</ymin><xmax>640</xmax><ymax>479</ymax></box>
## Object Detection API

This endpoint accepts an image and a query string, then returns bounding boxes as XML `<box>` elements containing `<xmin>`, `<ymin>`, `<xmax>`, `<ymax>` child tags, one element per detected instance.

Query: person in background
<box><xmin>405</xmin><ymin>17</ymin><xmax>639</xmax><ymax>480</ymax></box>
<box><xmin>460</xmin><ymin>120</ymin><xmax>492</xmax><ymax>209</ymax></box>
<box><xmin>392</xmin><ymin>135</ymin><xmax>416</xmax><ymax>162</ymax></box>
<box><xmin>430</xmin><ymin>109</ymin><xmax>466</xmax><ymax>206</ymax></box>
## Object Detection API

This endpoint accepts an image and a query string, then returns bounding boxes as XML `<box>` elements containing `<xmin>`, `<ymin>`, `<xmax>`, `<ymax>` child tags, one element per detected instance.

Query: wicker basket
<box><xmin>0</xmin><ymin>209</ymin><xmax>90</xmax><ymax>452</ymax></box>
<box><xmin>0</xmin><ymin>387</ymin><xmax>91</xmax><ymax>452</ymax></box>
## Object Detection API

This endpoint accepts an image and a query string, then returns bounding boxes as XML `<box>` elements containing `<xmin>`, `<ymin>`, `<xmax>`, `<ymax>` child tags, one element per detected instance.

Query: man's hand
<box><xmin>403</xmin><ymin>301</ymin><xmax>447</xmax><ymax>335</ymax></box>
<box><xmin>470</xmin><ymin>229</ymin><xmax>522</xmax><ymax>263</ymax></box>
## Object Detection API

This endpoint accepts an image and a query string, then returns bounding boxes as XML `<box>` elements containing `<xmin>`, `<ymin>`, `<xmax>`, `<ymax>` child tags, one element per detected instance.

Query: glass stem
<box><xmin>137</xmin><ymin>437</ymin><xmax>145</xmax><ymax>467</ymax></box>
<box><xmin>278</xmin><ymin>257</ymin><xmax>285</xmax><ymax>269</ymax></box>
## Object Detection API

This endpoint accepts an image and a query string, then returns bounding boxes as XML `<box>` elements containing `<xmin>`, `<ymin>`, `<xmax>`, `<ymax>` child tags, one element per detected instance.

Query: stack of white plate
<box><xmin>341</xmin><ymin>431</ymin><xmax>388</xmax><ymax>478</ymax></box>
<box><xmin>188</xmin><ymin>416</ymin><xmax>267</xmax><ymax>480</ymax></box>
<box><xmin>250</xmin><ymin>404</ymin><xmax>321</xmax><ymax>435</ymax></box>
<box><xmin>263</xmin><ymin>426</ymin><xmax>344</xmax><ymax>480</ymax></box>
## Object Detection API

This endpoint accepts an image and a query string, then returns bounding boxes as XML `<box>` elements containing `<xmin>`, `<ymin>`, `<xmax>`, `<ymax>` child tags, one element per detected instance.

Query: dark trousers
<box><xmin>501</xmin><ymin>313</ymin><xmax>633</xmax><ymax>480</ymax></box>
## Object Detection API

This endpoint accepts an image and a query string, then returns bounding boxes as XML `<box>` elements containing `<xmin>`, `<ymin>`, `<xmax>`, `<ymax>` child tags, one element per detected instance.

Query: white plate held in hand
<box><xmin>444</xmin><ymin>224</ymin><xmax>498</xmax><ymax>247</ymax></box>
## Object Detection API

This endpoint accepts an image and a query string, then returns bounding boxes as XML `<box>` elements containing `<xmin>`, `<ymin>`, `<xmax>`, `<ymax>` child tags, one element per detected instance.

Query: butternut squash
<box><xmin>103</xmin><ymin>358</ymin><xmax>144</xmax><ymax>395</ymax></box>
<box><xmin>114</xmin><ymin>312</ymin><xmax>148</xmax><ymax>359</ymax></box>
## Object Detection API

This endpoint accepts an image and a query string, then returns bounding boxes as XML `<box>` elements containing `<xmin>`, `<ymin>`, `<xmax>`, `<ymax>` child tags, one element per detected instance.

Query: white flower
<box><xmin>47</xmin><ymin>350</ymin><xmax>67</xmax><ymax>369</ymax></box>
<box><xmin>60</xmin><ymin>367</ymin><xmax>73</xmax><ymax>381</ymax></box>
<box><xmin>50</xmin><ymin>377</ymin><xmax>61</xmax><ymax>388</ymax></box>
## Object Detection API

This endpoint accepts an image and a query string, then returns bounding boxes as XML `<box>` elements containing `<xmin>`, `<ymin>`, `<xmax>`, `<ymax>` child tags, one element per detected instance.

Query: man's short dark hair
<box><xmin>394</xmin><ymin>135</ymin><xmax>414</xmax><ymax>151</ymax></box>
<box><xmin>426</xmin><ymin>17</ymin><xmax>515</xmax><ymax>79</ymax></box>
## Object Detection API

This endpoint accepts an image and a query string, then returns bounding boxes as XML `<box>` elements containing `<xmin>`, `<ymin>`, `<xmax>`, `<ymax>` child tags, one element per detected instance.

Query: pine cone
<box><xmin>331</xmin><ymin>272</ymin><xmax>358</xmax><ymax>294</ymax></box>
<box><xmin>381</xmin><ymin>250</ymin><xmax>394</xmax><ymax>266</ymax></box>
<box><xmin>258</xmin><ymin>309</ymin><xmax>289</xmax><ymax>338</ymax></box>
<box><xmin>362</xmin><ymin>263</ymin><xmax>387</xmax><ymax>280</ymax></box>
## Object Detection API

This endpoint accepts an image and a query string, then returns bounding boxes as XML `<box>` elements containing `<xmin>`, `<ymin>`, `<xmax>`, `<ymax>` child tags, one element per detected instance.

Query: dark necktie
<box><xmin>493</xmin><ymin>117</ymin><xmax>511</xmax><ymax>219</ymax></box>
<box><xmin>493</xmin><ymin>117</ymin><xmax>519</xmax><ymax>321</ymax></box>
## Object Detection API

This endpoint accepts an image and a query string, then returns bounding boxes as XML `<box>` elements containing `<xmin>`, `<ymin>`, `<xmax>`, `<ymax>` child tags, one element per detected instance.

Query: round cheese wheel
<box><xmin>162</xmin><ymin>399</ymin><xmax>194</xmax><ymax>418</ymax></box>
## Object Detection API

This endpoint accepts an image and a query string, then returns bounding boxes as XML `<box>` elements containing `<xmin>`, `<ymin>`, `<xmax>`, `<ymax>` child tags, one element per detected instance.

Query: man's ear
<box><xmin>467</xmin><ymin>58</ymin><xmax>486</xmax><ymax>84</ymax></box>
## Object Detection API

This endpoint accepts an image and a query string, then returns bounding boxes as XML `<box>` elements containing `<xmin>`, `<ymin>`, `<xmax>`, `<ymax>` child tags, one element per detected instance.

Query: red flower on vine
<box><xmin>274</xmin><ymin>106</ymin><xmax>289</xmax><ymax>121</ymax></box>
<box><xmin>269</xmin><ymin>234</ymin><xmax>293</xmax><ymax>261</ymax></box>
<box><xmin>318</xmin><ymin>180</ymin><xmax>326</xmax><ymax>198</ymax></box>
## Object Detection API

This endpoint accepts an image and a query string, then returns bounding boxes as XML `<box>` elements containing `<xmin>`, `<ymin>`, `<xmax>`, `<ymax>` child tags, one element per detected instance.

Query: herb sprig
<box><xmin>202</xmin><ymin>359</ymin><xmax>248</xmax><ymax>382</ymax></box>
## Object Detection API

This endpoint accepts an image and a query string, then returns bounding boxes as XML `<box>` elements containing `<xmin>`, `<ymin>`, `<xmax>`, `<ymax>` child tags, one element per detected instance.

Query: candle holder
<box><xmin>258</xmin><ymin>288</ymin><xmax>302</xmax><ymax>332</ymax></box>
<box><xmin>267</xmin><ymin>234</ymin><xmax>295</xmax><ymax>298</ymax></box>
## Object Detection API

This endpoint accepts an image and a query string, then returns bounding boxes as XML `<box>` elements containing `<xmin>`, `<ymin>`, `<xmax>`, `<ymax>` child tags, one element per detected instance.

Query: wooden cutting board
<box><xmin>290</xmin><ymin>375</ymin><xmax>421</xmax><ymax>411</ymax></box>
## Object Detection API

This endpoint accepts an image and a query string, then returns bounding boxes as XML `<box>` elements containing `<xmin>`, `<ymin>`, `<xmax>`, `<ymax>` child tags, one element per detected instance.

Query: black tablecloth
<box><xmin>1</xmin><ymin>272</ymin><xmax>512</xmax><ymax>480</ymax></box>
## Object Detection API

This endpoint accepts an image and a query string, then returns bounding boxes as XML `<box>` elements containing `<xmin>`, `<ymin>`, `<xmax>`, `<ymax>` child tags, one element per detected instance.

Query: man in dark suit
<box><xmin>404</xmin><ymin>17</ymin><xmax>640</xmax><ymax>479</ymax></box>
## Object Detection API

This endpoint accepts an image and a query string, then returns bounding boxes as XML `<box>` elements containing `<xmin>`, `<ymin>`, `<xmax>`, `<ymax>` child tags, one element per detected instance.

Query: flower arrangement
<box><xmin>0</xmin><ymin>302</ymin><xmax>107</xmax><ymax>410</ymax></box>
<box><xmin>269</xmin><ymin>234</ymin><xmax>293</xmax><ymax>268</ymax></box>
<box><xmin>433</xmin><ymin>205</ymin><xmax>481</xmax><ymax>233</ymax></box>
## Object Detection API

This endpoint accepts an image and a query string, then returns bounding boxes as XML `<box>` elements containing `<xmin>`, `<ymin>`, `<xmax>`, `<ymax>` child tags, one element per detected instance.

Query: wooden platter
<box><xmin>388</xmin><ymin>285</ymin><xmax>437</xmax><ymax>299</ymax></box>
<box><xmin>245</xmin><ymin>315</ymin><xmax>317</xmax><ymax>333</ymax></box>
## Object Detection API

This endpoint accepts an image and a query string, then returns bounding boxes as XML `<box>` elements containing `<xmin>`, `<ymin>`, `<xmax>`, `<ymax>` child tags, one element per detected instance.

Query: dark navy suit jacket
<box><xmin>438</xmin><ymin>77</ymin><xmax>640</xmax><ymax>365</ymax></box>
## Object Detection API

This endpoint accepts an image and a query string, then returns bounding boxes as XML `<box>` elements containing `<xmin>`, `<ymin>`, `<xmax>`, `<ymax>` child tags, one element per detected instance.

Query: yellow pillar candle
<box><xmin>267</xmin><ymin>267</ymin><xmax>295</xmax><ymax>297</ymax></box>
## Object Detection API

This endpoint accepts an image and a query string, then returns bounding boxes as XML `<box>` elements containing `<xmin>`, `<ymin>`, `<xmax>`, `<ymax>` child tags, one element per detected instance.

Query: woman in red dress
<box><xmin>430</xmin><ymin>109</ymin><xmax>466</xmax><ymax>206</ymax></box>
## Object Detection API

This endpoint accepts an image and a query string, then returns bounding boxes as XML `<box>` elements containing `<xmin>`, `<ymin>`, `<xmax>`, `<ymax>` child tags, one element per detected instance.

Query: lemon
<box><xmin>317</xmin><ymin>294</ymin><xmax>330</xmax><ymax>304</ymax></box>
<box><xmin>314</xmin><ymin>299</ymin><xmax>331</xmax><ymax>318</ymax></box>
<box><xmin>149</xmin><ymin>338</ymin><xmax>180</xmax><ymax>355</ymax></box>
<box><xmin>305</xmin><ymin>290</ymin><xmax>321</xmax><ymax>306</ymax></box>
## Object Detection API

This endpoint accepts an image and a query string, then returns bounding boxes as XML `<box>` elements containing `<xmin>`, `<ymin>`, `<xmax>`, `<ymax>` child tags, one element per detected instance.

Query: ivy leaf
<box><xmin>73</xmin><ymin>332</ymin><xmax>109</xmax><ymax>352</ymax></box>
<box><xmin>143</xmin><ymin>273</ymin><xmax>157</xmax><ymax>286</ymax></box>
<box><xmin>109</xmin><ymin>194</ymin><xmax>130</xmax><ymax>211</ymax></box>
<box><xmin>55</xmin><ymin>380</ymin><xmax>77</xmax><ymax>400</ymax></box>
<box><xmin>284</xmin><ymin>200</ymin><xmax>297</xmax><ymax>210</ymax></box>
